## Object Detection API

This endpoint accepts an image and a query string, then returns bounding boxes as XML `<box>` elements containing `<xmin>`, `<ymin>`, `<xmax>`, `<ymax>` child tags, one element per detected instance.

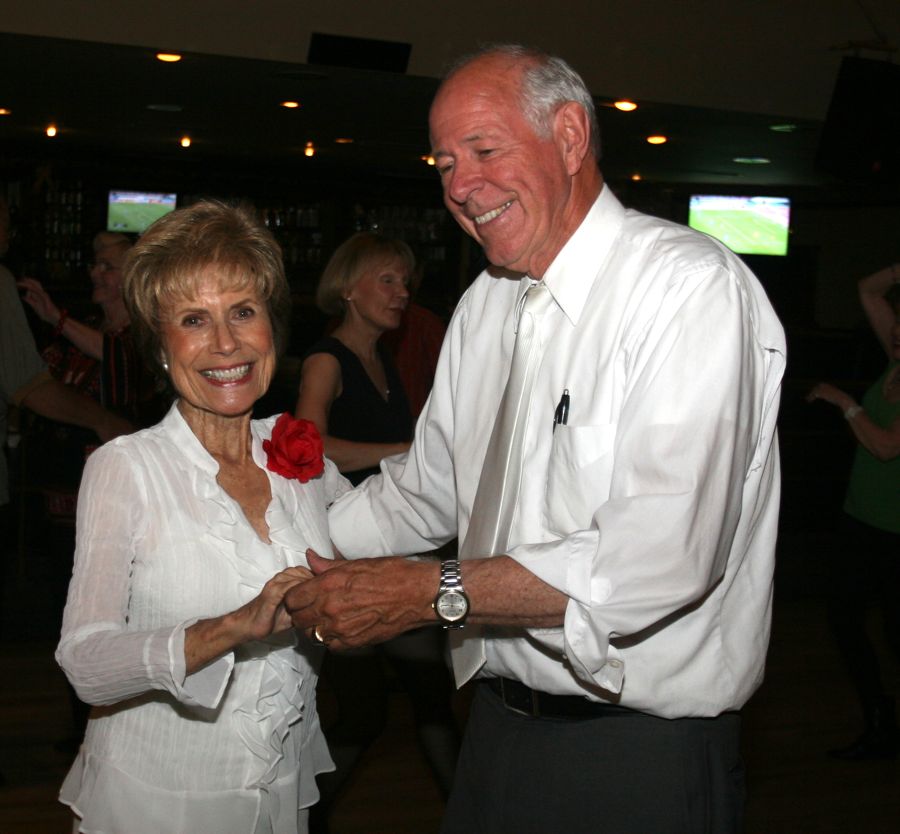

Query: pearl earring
<box><xmin>161</xmin><ymin>357</ymin><xmax>169</xmax><ymax>372</ymax></box>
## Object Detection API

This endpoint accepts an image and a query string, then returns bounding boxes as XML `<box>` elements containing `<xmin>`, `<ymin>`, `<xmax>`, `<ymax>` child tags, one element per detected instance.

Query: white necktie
<box><xmin>451</xmin><ymin>282</ymin><xmax>554</xmax><ymax>684</ymax></box>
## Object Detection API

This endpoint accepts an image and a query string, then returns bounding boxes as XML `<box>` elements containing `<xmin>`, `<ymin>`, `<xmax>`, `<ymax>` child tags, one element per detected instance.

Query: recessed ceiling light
<box><xmin>334</xmin><ymin>137</ymin><xmax>354</xmax><ymax>144</ymax></box>
<box><xmin>769</xmin><ymin>123</ymin><xmax>797</xmax><ymax>133</ymax></box>
<box><xmin>421</xmin><ymin>155</ymin><xmax>436</xmax><ymax>166</ymax></box>
<box><xmin>46</xmin><ymin>124</ymin><xmax>58</xmax><ymax>137</ymax></box>
<box><xmin>281</xmin><ymin>101</ymin><xmax>301</xmax><ymax>109</ymax></box>
<box><xmin>733</xmin><ymin>156</ymin><xmax>770</xmax><ymax>164</ymax></box>
<box><xmin>0</xmin><ymin>108</ymin><xmax>11</xmax><ymax>116</ymax></box>
<box><xmin>156</xmin><ymin>53</ymin><xmax>182</xmax><ymax>63</ymax></box>
<box><xmin>615</xmin><ymin>100</ymin><xmax>638</xmax><ymax>112</ymax></box>
<box><xmin>304</xmin><ymin>141</ymin><xmax>315</xmax><ymax>157</ymax></box>
<box><xmin>631</xmin><ymin>173</ymin><xmax>642</xmax><ymax>181</ymax></box>
<box><xmin>180</xmin><ymin>136</ymin><xmax>192</xmax><ymax>148</ymax></box>
<box><xmin>646</xmin><ymin>135</ymin><xmax>667</xmax><ymax>145</ymax></box>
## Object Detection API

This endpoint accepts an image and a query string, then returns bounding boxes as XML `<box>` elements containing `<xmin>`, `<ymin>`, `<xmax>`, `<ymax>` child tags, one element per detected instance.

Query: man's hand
<box><xmin>285</xmin><ymin>549</ymin><xmax>439</xmax><ymax>650</ymax></box>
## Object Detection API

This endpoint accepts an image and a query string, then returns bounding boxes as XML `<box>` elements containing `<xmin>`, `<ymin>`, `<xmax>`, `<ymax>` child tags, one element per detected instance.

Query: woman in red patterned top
<box><xmin>19</xmin><ymin>231</ymin><xmax>149</xmax><ymax>414</ymax></box>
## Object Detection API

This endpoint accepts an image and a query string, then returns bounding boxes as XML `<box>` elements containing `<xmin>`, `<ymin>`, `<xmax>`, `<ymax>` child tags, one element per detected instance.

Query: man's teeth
<box><xmin>202</xmin><ymin>364</ymin><xmax>250</xmax><ymax>381</ymax></box>
<box><xmin>474</xmin><ymin>201</ymin><xmax>513</xmax><ymax>225</ymax></box>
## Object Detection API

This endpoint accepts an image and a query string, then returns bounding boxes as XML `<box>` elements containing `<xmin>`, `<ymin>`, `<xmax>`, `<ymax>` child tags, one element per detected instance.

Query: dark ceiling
<box><xmin>0</xmin><ymin>31</ymin><xmax>863</xmax><ymax>192</ymax></box>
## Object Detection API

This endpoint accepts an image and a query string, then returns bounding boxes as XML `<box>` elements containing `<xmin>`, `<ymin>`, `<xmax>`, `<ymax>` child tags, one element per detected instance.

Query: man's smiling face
<box><xmin>429</xmin><ymin>55</ymin><xmax>575</xmax><ymax>278</ymax></box>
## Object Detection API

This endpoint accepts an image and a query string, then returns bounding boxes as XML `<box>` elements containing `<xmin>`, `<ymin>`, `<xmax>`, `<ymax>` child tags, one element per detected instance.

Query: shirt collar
<box><xmin>163</xmin><ymin>400</ymin><xmax>273</xmax><ymax>478</ymax></box>
<box><xmin>539</xmin><ymin>185</ymin><xmax>626</xmax><ymax>326</ymax></box>
<box><xmin>161</xmin><ymin>401</ymin><xmax>221</xmax><ymax>477</ymax></box>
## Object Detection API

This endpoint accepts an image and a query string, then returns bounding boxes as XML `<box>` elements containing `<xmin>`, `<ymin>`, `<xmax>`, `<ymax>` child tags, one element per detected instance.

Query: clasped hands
<box><xmin>284</xmin><ymin>549</ymin><xmax>439</xmax><ymax>650</ymax></box>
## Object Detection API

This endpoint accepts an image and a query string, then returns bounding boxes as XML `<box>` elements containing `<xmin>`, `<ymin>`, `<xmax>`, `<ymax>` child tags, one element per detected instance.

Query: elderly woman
<box><xmin>56</xmin><ymin>201</ymin><xmax>344</xmax><ymax>833</ymax></box>
<box><xmin>20</xmin><ymin>231</ymin><xmax>133</xmax><ymax>368</ymax></box>
<box><xmin>18</xmin><ymin>232</ymin><xmax>158</xmax><ymax>424</ymax></box>
<box><xmin>18</xmin><ymin>232</ymin><xmax>160</xmax><ymax>461</ymax></box>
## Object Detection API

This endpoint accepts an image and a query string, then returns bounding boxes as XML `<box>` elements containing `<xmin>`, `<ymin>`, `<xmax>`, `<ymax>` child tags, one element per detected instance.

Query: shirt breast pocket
<box><xmin>546</xmin><ymin>423</ymin><xmax>616</xmax><ymax>533</ymax></box>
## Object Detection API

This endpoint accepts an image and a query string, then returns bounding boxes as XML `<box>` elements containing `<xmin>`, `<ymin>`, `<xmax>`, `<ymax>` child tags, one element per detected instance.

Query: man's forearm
<box><xmin>463</xmin><ymin>556</ymin><xmax>568</xmax><ymax>627</ymax></box>
<box><xmin>20</xmin><ymin>377</ymin><xmax>132</xmax><ymax>441</ymax></box>
<box><xmin>285</xmin><ymin>551</ymin><xmax>568</xmax><ymax>650</ymax></box>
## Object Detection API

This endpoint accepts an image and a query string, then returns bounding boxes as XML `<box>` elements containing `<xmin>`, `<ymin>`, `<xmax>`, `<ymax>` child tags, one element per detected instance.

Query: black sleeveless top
<box><xmin>305</xmin><ymin>336</ymin><xmax>413</xmax><ymax>485</ymax></box>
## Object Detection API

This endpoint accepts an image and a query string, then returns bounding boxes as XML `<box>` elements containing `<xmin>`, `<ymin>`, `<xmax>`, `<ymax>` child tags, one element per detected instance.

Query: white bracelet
<box><xmin>844</xmin><ymin>405</ymin><xmax>863</xmax><ymax>421</ymax></box>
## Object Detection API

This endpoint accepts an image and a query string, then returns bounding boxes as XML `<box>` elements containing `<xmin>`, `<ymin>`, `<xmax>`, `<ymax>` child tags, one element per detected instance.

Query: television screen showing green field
<box><xmin>688</xmin><ymin>195</ymin><xmax>790</xmax><ymax>256</ymax></box>
<box><xmin>107</xmin><ymin>191</ymin><xmax>177</xmax><ymax>234</ymax></box>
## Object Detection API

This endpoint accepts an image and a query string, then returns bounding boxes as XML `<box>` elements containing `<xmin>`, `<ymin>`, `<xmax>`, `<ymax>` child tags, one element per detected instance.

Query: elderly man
<box><xmin>287</xmin><ymin>44</ymin><xmax>785</xmax><ymax>833</ymax></box>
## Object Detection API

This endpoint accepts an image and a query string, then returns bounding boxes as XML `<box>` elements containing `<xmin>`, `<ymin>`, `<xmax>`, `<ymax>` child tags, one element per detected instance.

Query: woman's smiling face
<box><xmin>159</xmin><ymin>265</ymin><xmax>276</xmax><ymax>420</ymax></box>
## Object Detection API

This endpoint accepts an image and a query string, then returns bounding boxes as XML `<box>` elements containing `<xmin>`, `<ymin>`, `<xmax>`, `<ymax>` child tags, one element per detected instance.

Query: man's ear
<box><xmin>554</xmin><ymin>101</ymin><xmax>592</xmax><ymax>176</ymax></box>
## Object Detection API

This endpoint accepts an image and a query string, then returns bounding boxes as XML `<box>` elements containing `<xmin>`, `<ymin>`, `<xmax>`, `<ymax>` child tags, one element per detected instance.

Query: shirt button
<box><xmin>608</xmin><ymin>659</ymin><xmax>623</xmax><ymax>669</ymax></box>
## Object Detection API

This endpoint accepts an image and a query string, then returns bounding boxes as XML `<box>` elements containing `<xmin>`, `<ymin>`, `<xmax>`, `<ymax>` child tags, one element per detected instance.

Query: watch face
<box><xmin>436</xmin><ymin>590</ymin><xmax>468</xmax><ymax>622</ymax></box>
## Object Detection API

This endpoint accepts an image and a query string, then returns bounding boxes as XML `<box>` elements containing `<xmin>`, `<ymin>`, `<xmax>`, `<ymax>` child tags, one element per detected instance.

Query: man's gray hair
<box><xmin>446</xmin><ymin>44</ymin><xmax>601</xmax><ymax>159</ymax></box>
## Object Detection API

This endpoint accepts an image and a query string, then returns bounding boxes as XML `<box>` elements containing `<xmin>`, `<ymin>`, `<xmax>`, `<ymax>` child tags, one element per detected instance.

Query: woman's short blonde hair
<box><xmin>316</xmin><ymin>232</ymin><xmax>415</xmax><ymax>317</ymax></box>
<box><xmin>123</xmin><ymin>200</ymin><xmax>290</xmax><ymax>380</ymax></box>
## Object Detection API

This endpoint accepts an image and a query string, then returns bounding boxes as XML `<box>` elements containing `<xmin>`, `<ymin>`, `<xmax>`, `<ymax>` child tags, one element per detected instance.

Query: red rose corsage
<box><xmin>263</xmin><ymin>413</ymin><xmax>325</xmax><ymax>483</ymax></box>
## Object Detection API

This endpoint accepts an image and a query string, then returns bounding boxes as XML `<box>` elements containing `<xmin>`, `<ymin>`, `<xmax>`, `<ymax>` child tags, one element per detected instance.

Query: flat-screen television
<box><xmin>688</xmin><ymin>195</ymin><xmax>791</xmax><ymax>256</ymax></box>
<box><xmin>107</xmin><ymin>190</ymin><xmax>177</xmax><ymax>234</ymax></box>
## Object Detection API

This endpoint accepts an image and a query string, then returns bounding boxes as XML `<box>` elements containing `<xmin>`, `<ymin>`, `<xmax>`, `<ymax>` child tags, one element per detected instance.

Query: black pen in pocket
<box><xmin>553</xmin><ymin>389</ymin><xmax>570</xmax><ymax>432</ymax></box>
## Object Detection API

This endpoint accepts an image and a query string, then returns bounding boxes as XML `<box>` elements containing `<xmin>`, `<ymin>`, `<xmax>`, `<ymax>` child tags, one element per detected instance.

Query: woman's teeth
<box><xmin>202</xmin><ymin>364</ymin><xmax>250</xmax><ymax>382</ymax></box>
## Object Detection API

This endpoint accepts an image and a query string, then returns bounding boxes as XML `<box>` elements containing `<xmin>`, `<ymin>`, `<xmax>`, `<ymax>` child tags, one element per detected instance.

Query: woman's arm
<box><xmin>295</xmin><ymin>352</ymin><xmax>410</xmax><ymax>473</ymax></box>
<box><xmin>858</xmin><ymin>264</ymin><xmax>899</xmax><ymax>357</ymax></box>
<box><xmin>17</xmin><ymin>277</ymin><xmax>104</xmax><ymax>360</ymax></box>
<box><xmin>807</xmin><ymin>381</ymin><xmax>900</xmax><ymax>461</ymax></box>
<box><xmin>184</xmin><ymin>567</ymin><xmax>311</xmax><ymax>674</ymax></box>
<box><xmin>56</xmin><ymin>446</ymin><xmax>309</xmax><ymax>707</ymax></box>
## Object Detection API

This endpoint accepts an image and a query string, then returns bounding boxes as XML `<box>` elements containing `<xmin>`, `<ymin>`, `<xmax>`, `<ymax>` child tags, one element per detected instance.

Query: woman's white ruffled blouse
<box><xmin>56</xmin><ymin>404</ymin><xmax>349</xmax><ymax>833</ymax></box>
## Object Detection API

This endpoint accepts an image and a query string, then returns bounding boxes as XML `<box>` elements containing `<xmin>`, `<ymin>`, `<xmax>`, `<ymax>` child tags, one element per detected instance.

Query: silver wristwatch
<box><xmin>433</xmin><ymin>559</ymin><xmax>469</xmax><ymax>628</ymax></box>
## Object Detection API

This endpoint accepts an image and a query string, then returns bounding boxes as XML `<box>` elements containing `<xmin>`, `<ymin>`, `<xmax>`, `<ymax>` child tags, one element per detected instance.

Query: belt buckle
<box><xmin>499</xmin><ymin>678</ymin><xmax>541</xmax><ymax>718</ymax></box>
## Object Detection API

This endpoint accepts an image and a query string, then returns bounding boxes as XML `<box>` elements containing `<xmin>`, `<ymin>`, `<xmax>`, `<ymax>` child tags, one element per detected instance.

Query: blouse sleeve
<box><xmin>55</xmin><ymin>443</ymin><xmax>233</xmax><ymax>710</ymax></box>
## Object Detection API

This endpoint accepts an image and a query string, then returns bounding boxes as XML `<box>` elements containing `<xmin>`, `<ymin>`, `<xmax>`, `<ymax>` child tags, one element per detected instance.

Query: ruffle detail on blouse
<box><xmin>190</xmin><ymin>465</ymin><xmax>280</xmax><ymax>586</ymax></box>
<box><xmin>232</xmin><ymin>637</ymin><xmax>331</xmax><ymax>831</ymax></box>
<box><xmin>237</xmin><ymin>641</ymin><xmax>305</xmax><ymax>782</ymax></box>
<box><xmin>161</xmin><ymin>407</ymin><xmax>333</xmax><ymax>823</ymax></box>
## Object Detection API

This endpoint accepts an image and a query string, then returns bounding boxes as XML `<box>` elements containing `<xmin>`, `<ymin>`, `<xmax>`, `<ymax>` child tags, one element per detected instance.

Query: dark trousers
<box><xmin>828</xmin><ymin>514</ymin><xmax>900</xmax><ymax>716</ymax></box>
<box><xmin>442</xmin><ymin>682</ymin><xmax>745</xmax><ymax>834</ymax></box>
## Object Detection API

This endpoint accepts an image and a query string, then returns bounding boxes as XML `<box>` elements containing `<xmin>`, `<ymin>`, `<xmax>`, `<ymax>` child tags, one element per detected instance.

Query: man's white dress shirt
<box><xmin>329</xmin><ymin>187</ymin><xmax>786</xmax><ymax>719</ymax></box>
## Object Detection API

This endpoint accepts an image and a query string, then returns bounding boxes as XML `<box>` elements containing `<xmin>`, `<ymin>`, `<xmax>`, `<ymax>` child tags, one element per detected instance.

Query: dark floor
<box><xmin>1</xmin><ymin>528</ymin><xmax>899</xmax><ymax>833</ymax></box>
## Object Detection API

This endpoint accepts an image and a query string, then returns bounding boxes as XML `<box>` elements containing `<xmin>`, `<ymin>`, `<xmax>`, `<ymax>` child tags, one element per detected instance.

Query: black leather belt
<box><xmin>484</xmin><ymin>677</ymin><xmax>629</xmax><ymax>720</ymax></box>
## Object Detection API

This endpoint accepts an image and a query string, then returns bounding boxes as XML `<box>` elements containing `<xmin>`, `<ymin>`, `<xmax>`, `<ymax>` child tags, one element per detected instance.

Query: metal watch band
<box><xmin>440</xmin><ymin>559</ymin><xmax>464</xmax><ymax>592</ymax></box>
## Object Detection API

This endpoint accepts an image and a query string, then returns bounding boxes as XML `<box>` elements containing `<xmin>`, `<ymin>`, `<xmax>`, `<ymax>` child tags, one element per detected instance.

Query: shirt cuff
<box><xmin>509</xmin><ymin>533</ymin><xmax>623</xmax><ymax>693</ymax></box>
<box><xmin>165</xmin><ymin>619</ymin><xmax>234</xmax><ymax>709</ymax></box>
